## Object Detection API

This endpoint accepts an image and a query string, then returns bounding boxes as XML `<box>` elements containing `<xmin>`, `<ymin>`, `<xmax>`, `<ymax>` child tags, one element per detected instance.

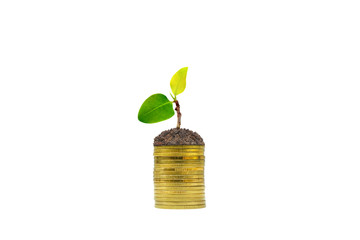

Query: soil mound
<box><xmin>154</xmin><ymin>128</ymin><xmax>205</xmax><ymax>146</ymax></box>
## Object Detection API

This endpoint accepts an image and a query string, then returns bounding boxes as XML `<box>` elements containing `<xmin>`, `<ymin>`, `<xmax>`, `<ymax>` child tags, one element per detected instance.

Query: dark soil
<box><xmin>154</xmin><ymin>128</ymin><xmax>205</xmax><ymax>146</ymax></box>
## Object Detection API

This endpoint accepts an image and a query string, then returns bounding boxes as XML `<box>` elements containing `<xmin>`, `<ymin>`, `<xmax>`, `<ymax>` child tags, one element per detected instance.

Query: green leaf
<box><xmin>138</xmin><ymin>94</ymin><xmax>175</xmax><ymax>123</ymax></box>
<box><xmin>170</xmin><ymin>67</ymin><xmax>188</xmax><ymax>96</ymax></box>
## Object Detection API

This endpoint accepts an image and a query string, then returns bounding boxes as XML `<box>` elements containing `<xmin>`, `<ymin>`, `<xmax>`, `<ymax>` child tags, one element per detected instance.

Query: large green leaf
<box><xmin>170</xmin><ymin>67</ymin><xmax>188</xmax><ymax>96</ymax></box>
<box><xmin>138</xmin><ymin>94</ymin><xmax>175</xmax><ymax>123</ymax></box>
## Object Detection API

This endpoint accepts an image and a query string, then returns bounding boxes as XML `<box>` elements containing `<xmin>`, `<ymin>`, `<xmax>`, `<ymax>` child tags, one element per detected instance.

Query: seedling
<box><xmin>138</xmin><ymin>67</ymin><xmax>188</xmax><ymax>129</ymax></box>
<box><xmin>138</xmin><ymin>67</ymin><xmax>206</xmax><ymax>209</ymax></box>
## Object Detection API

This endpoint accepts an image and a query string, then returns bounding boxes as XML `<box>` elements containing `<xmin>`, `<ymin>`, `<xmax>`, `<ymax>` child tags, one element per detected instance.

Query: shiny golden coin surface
<box><xmin>154</xmin><ymin>168</ymin><xmax>204</xmax><ymax>172</ymax></box>
<box><xmin>155</xmin><ymin>156</ymin><xmax>204</xmax><ymax>160</ymax></box>
<box><xmin>155</xmin><ymin>160</ymin><xmax>204</xmax><ymax>163</ymax></box>
<box><xmin>154</xmin><ymin>152</ymin><xmax>204</xmax><ymax>157</ymax></box>
<box><xmin>155</xmin><ymin>201</ymin><xmax>205</xmax><ymax>206</ymax></box>
<box><xmin>155</xmin><ymin>196</ymin><xmax>205</xmax><ymax>199</ymax></box>
<box><xmin>154</xmin><ymin>187</ymin><xmax>205</xmax><ymax>192</ymax></box>
<box><xmin>155</xmin><ymin>198</ymin><xmax>205</xmax><ymax>201</ymax></box>
<box><xmin>154</xmin><ymin>188</ymin><xmax>204</xmax><ymax>192</ymax></box>
<box><xmin>155</xmin><ymin>194</ymin><xmax>205</xmax><ymax>198</ymax></box>
<box><xmin>154</xmin><ymin>194</ymin><xmax>205</xmax><ymax>198</ymax></box>
<box><xmin>153</xmin><ymin>175</ymin><xmax>204</xmax><ymax>180</ymax></box>
<box><xmin>155</xmin><ymin>204</ymin><xmax>206</xmax><ymax>209</ymax></box>
<box><xmin>154</xmin><ymin>145</ymin><xmax>205</xmax><ymax>209</ymax></box>
<box><xmin>154</xmin><ymin>154</ymin><xmax>204</xmax><ymax>158</ymax></box>
<box><xmin>154</xmin><ymin>179</ymin><xmax>204</xmax><ymax>183</ymax></box>
<box><xmin>155</xmin><ymin>163</ymin><xmax>204</xmax><ymax>167</ymax></box>
<box><xmin>154</xmin><ymin>193</ymin><xmax>205</xmax><ymax>201</ymax></box>
<box><xmin>154</xmin><ymin>192</ymin><xmax>205</xmax><ymax>196</ymax></box>
<box><xmin>155</xmin><ymin>160</ymin><xmax>204</xmax><ymax>164</ymax></box>
<box><xmin>155</xmin><ymin>199</ymin><xmax>205</xmax><ymax>202</ymax></box>
<box><xmin>154</xmin><ymin>156</ymin><xmax>205</xmax><ymax>160</ymax></box>
<box><xmin>154</xmin><ymin>191</ymin><xmax>205</xmax><ymax>197</ymax></box>
<box><xmin>154</xmin><ymin>171</ymin><xmax>204</xmax><ymax>176</ymax></box>
<box><xmin>154</xmin><ymin>182</ymin><xmax>205</xmax><ymax>187</ymax></box>
<box><xmin>155</xmin><ymin>196</ymin><xmax>205</xmax><ymax>201</ymax></box>
<box><xmin>155</xmin><ymin>189</ymin><xmax>205</xmax><ymax>192</ymax></box>
<box><xmin>154</xmin><ymin>169</ymin><xmax>203</xmax><ymax>173</ymax></box>
<box><xmin>154</xmin><ymin>189</ymin><xmax>204</xmax><ymax>194</ymax></box>
<box><xmin>154</xmin><ymin>187</ymin><xmax>205</xmax><ymax>190</ymax></box>
<box><xmin>154</xmin><ymin>147</ymin><xmax>204</xmax><ymax>150</ymax></box>
<box><xmin>155</xmin><ymin>169</ymin><xmax>203</xmax><ymax>173</ymax></box>
<box><xmin>154</xmin><ymin>171</ymin><xmax>204</xmax><ymax>175</ymax></box>
<box><xmin>155</xmin><ymin>199</ymin><xmax>206</xmax><ymax>202</ymax></box>
<box><xmin>155</xmin><ymin>186</ymin><xmax>205</xmax><ymax>190</ymax></box>
<box><xmin>153</xmin><ymin>146</ymin><xmax>205</xmax><ymax>157</ymax></box>
<box><xmin>154</xmin><ymin>186</ymin><xmax>204</xmax><ymax>189</ymax></box>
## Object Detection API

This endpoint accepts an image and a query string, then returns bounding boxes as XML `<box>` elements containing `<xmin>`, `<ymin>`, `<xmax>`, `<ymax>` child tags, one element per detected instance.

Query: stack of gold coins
<box><xmin>153</xmin><ymin>145</ymin><xmax>205</xmax><ymax>209</ymax></box>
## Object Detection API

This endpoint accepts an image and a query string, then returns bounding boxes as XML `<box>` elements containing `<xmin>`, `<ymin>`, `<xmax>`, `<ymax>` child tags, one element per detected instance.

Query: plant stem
<box><xmin>174</xmin><ymin>100</ymin><xmax>181</xmax><ymax>129</ymax></box>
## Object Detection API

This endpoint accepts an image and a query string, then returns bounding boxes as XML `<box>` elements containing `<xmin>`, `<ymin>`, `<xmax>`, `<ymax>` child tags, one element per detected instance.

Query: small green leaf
<box><xmin>138</xmin><ymin>94</ymin><xmax>175</xmax><ymax>123</ymax></box>
<box><xmin>170</xmin><ymin>67</ymin><xmax>188</xmax><ymax>96</ymax></box>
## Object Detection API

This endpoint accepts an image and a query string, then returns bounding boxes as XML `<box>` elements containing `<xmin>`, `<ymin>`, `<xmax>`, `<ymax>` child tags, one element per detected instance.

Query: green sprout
<box><xmin>138</xmin><ymin>67</ymin><xmax>188</xmax><ymax>129</ymax></box>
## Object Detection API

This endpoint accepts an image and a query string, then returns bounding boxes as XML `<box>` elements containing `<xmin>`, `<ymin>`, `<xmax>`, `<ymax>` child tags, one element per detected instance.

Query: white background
<box><xmin>1</xmin><ymin>1</ymin><xmax>359</xmax><ymax>239</ymax></box>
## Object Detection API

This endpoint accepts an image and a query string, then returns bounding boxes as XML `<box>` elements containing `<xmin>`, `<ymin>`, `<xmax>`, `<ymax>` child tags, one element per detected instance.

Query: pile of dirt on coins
<box><xmin>154</xmin><ymin>128</ymin><xmax>205</xmax><ymax>146</ymax></box>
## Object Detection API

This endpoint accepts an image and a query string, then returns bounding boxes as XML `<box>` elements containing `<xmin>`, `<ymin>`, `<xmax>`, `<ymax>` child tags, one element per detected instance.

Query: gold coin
<box><xmin>154</xmin><ymin>172</ymin><xmax>204</xmax><ymax>175</ymax></box>
<box><xmin>155</xmin><ymin>163</ymin><xmax>204</xmax><ymax>167</ymax></box>
<box><xmin>154</xmin><ymin>194</ymin><xmax>205</xmax><ymax>202</ymax></box>
<box><xmin>154</xmin><ymin>167</ymin><xmax>204</xmax><ymax>172</ymax></box>
<box><xmin>154</xmin><ymin>167</ymin><xmax>204</xmax><ymax>171</ymax></box>
<box><xmin>154</xmin><ymin>194</ymin><xmax>205</xmax><ymax>198</ymax></box>
<box><xmin>154</xmin><ymin>157</ymin><xmax>205</xmax><ymax>163</ymax></box>
<box><xmin>155</xmin><ymin>199</ymin><xmax>205</xmax><ymax>203</ymax></box>
<box><xmin>155</xmin><ymin>187</ymin><xmax>204</xmax><ymax>190</ymax></box>
<box><xmin>155</xmin><ymin>161</ymin><xmax>204</xmax><ymax>165</ymax></box>
<box><xmin>154</xmin><ymin>192</ymin><xmax>205</xmax><ymax>195</ymax></box>
<box><xmin>154</xmin><ymin>186</ymin><xmax>204</xmax><ymax>189</ymax></box>
<box><xmin>154</xmin><ymin>146</ymin><xmax>205</xmax><ymax>158</ymax></box>
<box><xmin>155</xmin><ymin>165</ymin><xmax>204</xmax><ymax>168</ymax></box>
<box><xmin>154</xmin><ymin>187</ymin><xmax>205</xmax><ymax>190</ymax></box>
<box><xmin>155</xmin><ymin>186</ymin><xmax>205</xmax><ymax>190</ymax></box>
<box><xmin>154</xmin><ymin>155</ymin><xmax>204</xmax><ymax>158</ymax></box>
<box><xmin>154</xmin><ymin>194</ymin><xmax>205</xmax><ymax>197</ymax></box>
<box><xmin>154</xmin><ymin>179</ymin><xmax>204</xmax><ymax>183</ymax></box>
<box><xmin>154</xmin><ymin>171</ymin><xmax>204</xmax><ymax>176</ymax></box>
<box><xmin>154</xmin><ymin>182</ymin><xmax>205</xmax><ymax>187</ymax></box>
<box><xmin>155</xmin><ymin>192</ymin><xmax>205</xmax><ymax>195</ymax></box>
<box><xmin>154</xmin><ymin>195</ymin><xmax>205</xmax><ymax>202</ymax></box>
<box><xmin>154</xmin><ymin>190</ymin><xmax>205</xmax><ymax>194</ymax></box>
<box><xmin>155</xmin><ymin>186</ymin><xmax>204</xmax><ymax>189</ymax></box>
<box><xmin>154</xmin><ymin>181</ymin><xmax>204</xmax><ymax>185</ymax></box>
<box><xmin>154</xmin><ymin>186</ymin><xmax>205</xmax><ymax>189</ymax></box>
<box><xmin>155</xmin><ymin>190</ymin><xmax>205</xmax><ymax>193</ymax></box>
<box><xmin>154</xmin><ymin>175</ymin><xmax>204</xmax><ymax>179</ymax></box>
<box><xmin>155</xmin><ymin>170</ymin><xmax>203</xmax><ymax>173</ymax></box>
<box><xmin>155</xmin><ymin>159</ymin><xmax>204</xmax><ymax>163</ymax></box>
<box><xmin>154</xmin><ymin>176</ymin><xmax>203</xmax><ymax>179</ymax></box>
<box><xmin>155</xmin><ymin>200</ymin><xmax>205</xmax><ymax>205</ymax></box>
<box><xmin>155</xmin><ymin>199</ymin><xmax>205</xmax><ymax>202</ymax></box>
<box><xmin>155</xmin><ymin>204</ymin><xmax>206</xmax><ymax>209</ymax></box>
<box><xmin>154</xmin><ymin>156</ymin><xmax>205</xmax><ymax>160</ymax></box>
<box><xmin>155</xmin><ymin>189</ymin><xmax>204</xmax><ymax>194</ymax></box>
<box><xmin>154</xmin><ymin>146</ymin><xmax>204</xmax><ymax>151</ymax></box>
